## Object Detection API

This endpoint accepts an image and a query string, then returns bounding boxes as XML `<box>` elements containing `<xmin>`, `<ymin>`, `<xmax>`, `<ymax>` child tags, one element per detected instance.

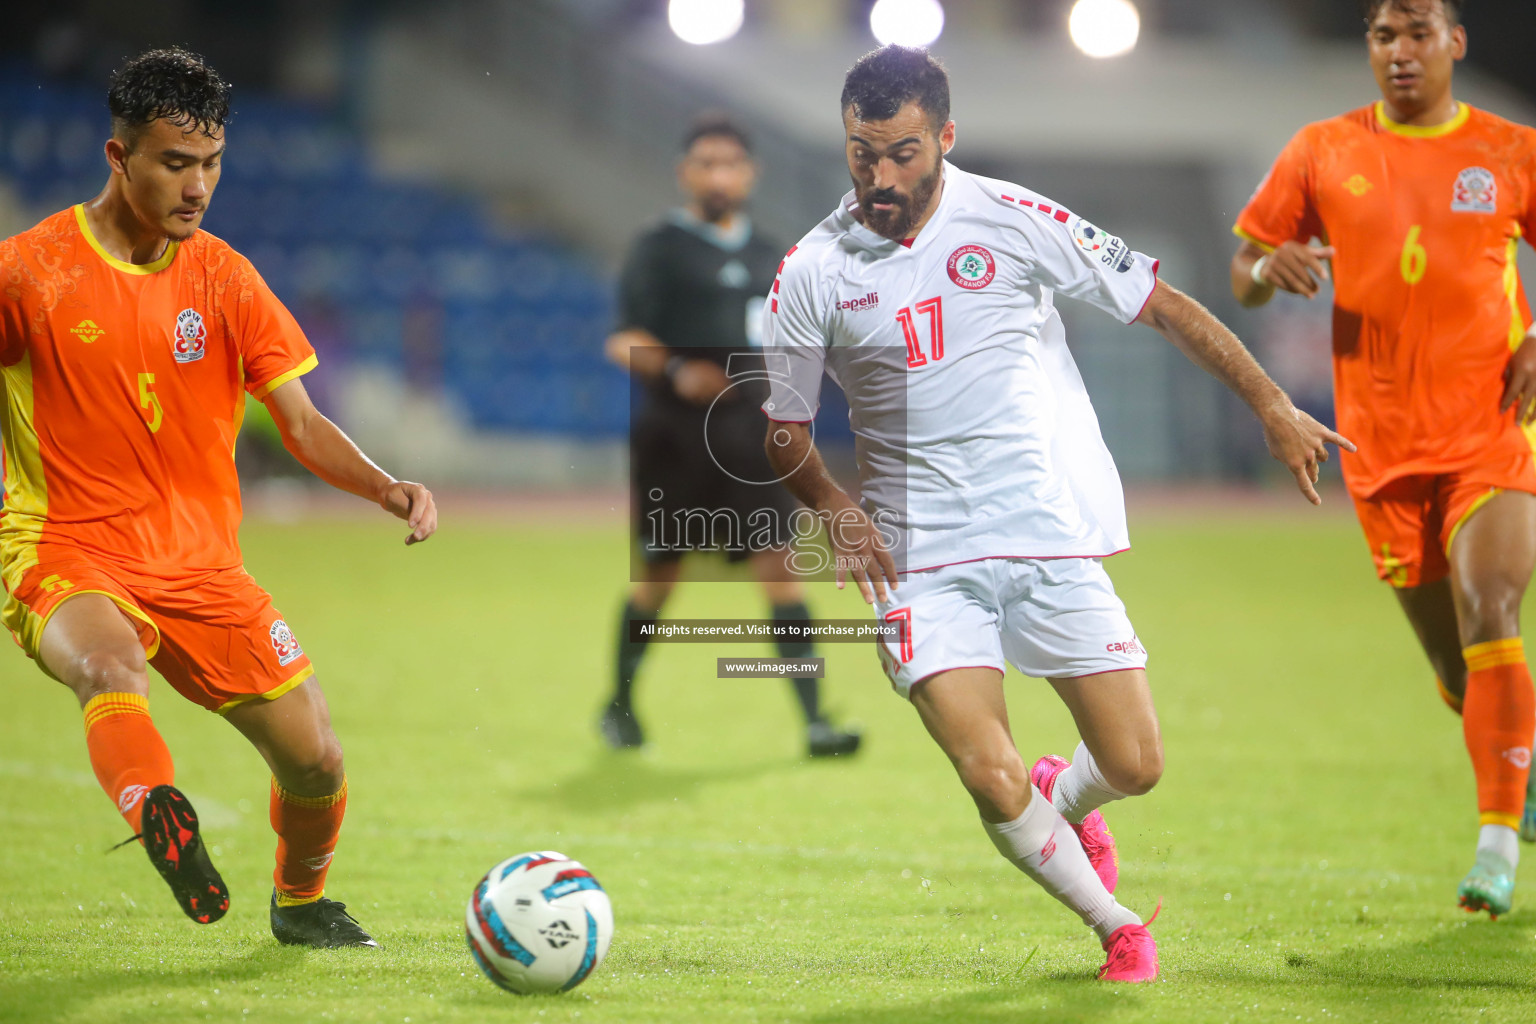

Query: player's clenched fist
<box><xmin>1500</xmin><ymin>333</ymin><xmax>1536</xmax><ymax>426</ymax></box>
<box><xmin>671</xmin><ymin>360</ymin><xmax>732</xmax><ymax>405</ymax></box>
<box><xmin>379</xmin><ymin>480</ymin><xmax>438</xmax><ymax>545</ymax></box>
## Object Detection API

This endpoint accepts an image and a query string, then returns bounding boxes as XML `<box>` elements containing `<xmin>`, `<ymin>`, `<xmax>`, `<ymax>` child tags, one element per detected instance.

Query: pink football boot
<box><xmin>1098</xmin><ymin>921</ymin><xmax>1159</xmax><ymax>982</ymax></box>
<box><xmin>1031</xmin><ymin>754</ymin><xmax>1119</xmax><ymax>893</ymax></box>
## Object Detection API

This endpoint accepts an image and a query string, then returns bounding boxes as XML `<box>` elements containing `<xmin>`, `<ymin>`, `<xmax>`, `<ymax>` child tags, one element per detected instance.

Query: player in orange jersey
<box><xmin>1231</xmin><ymin>0</ymin><xmax>1536</xmax><ymax>917</ymax></box>
<box><xmin>0</xmin><ymin>48</ymin><xmax>438</xmax><ymax>946</ymax></box>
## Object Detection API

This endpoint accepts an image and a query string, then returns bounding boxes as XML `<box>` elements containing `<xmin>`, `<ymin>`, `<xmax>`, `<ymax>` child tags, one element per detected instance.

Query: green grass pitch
<box><xmin>3</xmin><ymin>503</ymin><xmax>1535</xmax><ymax>1023</ymax></box>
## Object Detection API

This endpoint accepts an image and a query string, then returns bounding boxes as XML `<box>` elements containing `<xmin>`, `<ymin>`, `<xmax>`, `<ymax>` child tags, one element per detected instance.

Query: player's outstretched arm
<box><xmin>605</xmin><ymin>328</ymin><xmax>669</xmax><ymax>377</ymax></box>
<box><xmin>1230</xmin><ymin>240</ymin><xmax>1336</xmax><ymax>307</ymax></box>
<box><xmin>1136</xmin><ymin>278</ymin><xmax>1355</xmax><ymax>505</ymax></box>
<box><xmin>765</xmin><ymin>421</ymin><xmax>897</xmax><ymax>603</ymax></box>
<box><xmin>263</xmin><ymin>378</ymin><xmax>438</xmax><ymax>545</ymax></box>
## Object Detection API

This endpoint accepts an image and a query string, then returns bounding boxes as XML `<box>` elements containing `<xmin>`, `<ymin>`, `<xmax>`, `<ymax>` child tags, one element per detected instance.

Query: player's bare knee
<box><xmin>70</xmin><ymin>648</ymin><xmax>149</xmax><ymax>702</ymax></box>
<box><xmin>957</xmin><ymin>754</ymin><xmax>1029</xmax><ymax>818</ymax></box>
<box><xmin>280</xmin><ymin>733</ymin><xmax>345</xmax><ymax>794</ymax></box>
<box><xmin>1102</xmin><ymin>745</ymin><xmax>1163</xmax><ymax>796</ymax></box>
<box><xmin>1457</xmin><ymin>587</ymin><xmax>1524</xmax><ymax>647</ymax></box>
<box><xmin>310</xmin><ymin>735</ymin><xmax>346</xmax><ymax>791</ymax></box>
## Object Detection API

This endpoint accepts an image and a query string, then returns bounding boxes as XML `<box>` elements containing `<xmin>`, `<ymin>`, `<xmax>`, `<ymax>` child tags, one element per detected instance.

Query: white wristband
<box><xmin>1250</xmin><ymin>254</ymin><xmax>1271</xmax><ymax>286</ymax></box>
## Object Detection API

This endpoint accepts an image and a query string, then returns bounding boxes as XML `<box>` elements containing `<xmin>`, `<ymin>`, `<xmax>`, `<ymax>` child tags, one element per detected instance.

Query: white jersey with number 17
<box><xmin>761</xmin><ymin>162</ymin><xmax>1160</xmax><ymax>573</ymax></box>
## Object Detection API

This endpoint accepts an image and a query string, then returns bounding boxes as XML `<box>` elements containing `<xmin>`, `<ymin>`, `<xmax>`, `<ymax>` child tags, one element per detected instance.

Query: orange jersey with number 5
<box><xmin>1236</xmin><ymin>103</ymin><xmax>1536</xmax><ymax>497</ymax></box>
<box><xmin>0</xmin><ymin>206</ymin><xmax>316</xmax><ymax>580</ymax></box>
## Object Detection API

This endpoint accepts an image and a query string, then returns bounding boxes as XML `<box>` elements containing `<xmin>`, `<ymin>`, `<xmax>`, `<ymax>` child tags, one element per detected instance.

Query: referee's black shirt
<box><xmin>617</xmin><ymin>210</ymin><xmax>784</xmax><ymax>414</ymax></box>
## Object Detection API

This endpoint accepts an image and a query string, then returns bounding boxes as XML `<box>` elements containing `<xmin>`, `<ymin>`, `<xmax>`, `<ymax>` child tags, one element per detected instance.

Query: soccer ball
<box><xmin>465</xmin><ymin>851</ymin><xmax>613</xmax><ymax>994</ymax></box>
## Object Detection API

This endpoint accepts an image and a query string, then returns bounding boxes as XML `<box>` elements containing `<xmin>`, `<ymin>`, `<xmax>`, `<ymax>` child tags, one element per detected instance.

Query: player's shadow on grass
<box><xmin>0</xmin><ymin>943</ymin><xmax>309</xmax><ymax>1021</ymax></box>
<box><xmin>517</xmin><ymin>753</ymin><xmax>791</xmax><ymax>813</ymax></box>
<box><xmin>801</xmin><ymin>983</ymin><xmax>1133</xmax><ymax>1024</ymax></box>
<box><xmin>1185</xmin><ymin>909</ymin><xmax>1536</xmax><ymax>998</ymax></box>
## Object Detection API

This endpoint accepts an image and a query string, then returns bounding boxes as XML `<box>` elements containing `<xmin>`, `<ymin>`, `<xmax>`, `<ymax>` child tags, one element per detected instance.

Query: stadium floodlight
<box><xmin>869</xmin><ymin>0</ymin><xmax>946</xmax><ymax>48</ymax></box>
<box><xmin>668</xmin><ymin>0</ymin><xmax>745</xmax><ymax>46</ymax></box>
<box><xmin>1068</xmin><ymin>0</ymin><xmax>1141</xmax><ymax>59</ymax></box>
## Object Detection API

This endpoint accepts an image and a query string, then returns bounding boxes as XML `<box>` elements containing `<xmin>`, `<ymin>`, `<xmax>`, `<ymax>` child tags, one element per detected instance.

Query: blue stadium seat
<box><xmin>2</xmin><ymin>63</ymin><xmax>624</xmax><ymax>437</ymax></box>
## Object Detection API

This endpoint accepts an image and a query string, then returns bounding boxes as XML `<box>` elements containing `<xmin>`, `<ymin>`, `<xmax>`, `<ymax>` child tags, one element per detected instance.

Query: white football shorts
<box><xmin>872</xmin><ymin>556</ymin><xmax>1147</xmax><ymax>698</ymax></box>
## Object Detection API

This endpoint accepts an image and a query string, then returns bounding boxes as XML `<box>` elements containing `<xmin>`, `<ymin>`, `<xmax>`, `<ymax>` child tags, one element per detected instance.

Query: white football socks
<box><xmin>1478</xmin><ymin>823</ymin><xmax>1520</xmax><ymax>871</ymax></box>
<box><xmin>984</xmin><ymin>783</ymin><xmax>1140</xmax><ymax>942</ymax></box>
<box><xmin>1050</xmin><ymin>741</ymin><xmax>1129</xmax><ymax>824</ymax></box>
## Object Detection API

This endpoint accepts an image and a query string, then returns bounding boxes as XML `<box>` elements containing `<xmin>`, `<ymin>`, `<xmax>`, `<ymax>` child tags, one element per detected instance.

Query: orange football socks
<box><xmin>271</xmin><ymin>776</ymin><xmax>347</xmax><ymax>906</ymax></box>
<box><xmin>1461</xmin><ymin>639</ymin><xmax>1536</xmax><ymax>829</ymax></box>
<box><xmin>82</xmin><ymin>692</ymin><xmax>174</xmax><ymax>830</ymax></box>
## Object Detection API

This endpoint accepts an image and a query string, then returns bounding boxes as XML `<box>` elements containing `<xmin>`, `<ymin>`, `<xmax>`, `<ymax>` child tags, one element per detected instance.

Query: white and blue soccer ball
<box><xmin>465</xmin><ymin>851</ymin><xmax>613</xmax><ymax>994</ymax></box>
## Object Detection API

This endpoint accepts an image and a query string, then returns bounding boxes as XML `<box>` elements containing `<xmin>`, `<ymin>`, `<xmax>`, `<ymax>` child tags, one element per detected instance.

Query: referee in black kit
<box><xmin>600</xmin><ymin>113</ymin><xmax>861</xmax><ymax>758</ymax></box>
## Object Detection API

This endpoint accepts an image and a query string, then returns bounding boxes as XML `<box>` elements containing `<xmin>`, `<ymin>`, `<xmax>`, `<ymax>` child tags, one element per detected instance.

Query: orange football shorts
<box><xmin>1352</xmin><ymin>456</ymin><xmax>1536</xmax><ymax>589</ymax></box>
<box><xmin>2</xmin><ymin>556</ymin><xmax>313</xmax><ymax>713</ymax></box>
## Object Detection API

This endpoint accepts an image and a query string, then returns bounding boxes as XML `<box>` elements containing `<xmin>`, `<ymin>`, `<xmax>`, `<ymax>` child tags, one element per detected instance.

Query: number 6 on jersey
<box><xmin>1400</xmin><ymin>224</ymin><xmax>1427</xmax><ymax>285</ymax></box>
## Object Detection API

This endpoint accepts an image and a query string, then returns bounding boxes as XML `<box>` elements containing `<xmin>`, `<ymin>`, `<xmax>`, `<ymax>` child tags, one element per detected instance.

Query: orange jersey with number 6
<box><xmin>1235</xmin><ymin>103</ymin><xmax>1536</xmax><ymax>497</ymax></box>
<box><xmin>0</xmin><ymin>205</ymin><xmax>316</xmax><ymax>580</ymax></box>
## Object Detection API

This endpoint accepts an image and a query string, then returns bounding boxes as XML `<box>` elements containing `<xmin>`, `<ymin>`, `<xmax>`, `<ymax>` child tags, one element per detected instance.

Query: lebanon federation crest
<box><xmin>173</xmin><ymin>308</ymin><xmax>207</xmax><ymax>364</ymax></box>
<box><xmin>947</xmin><ymin>245</ymin><xmax>996</xmax><ymax>290</ymax></box>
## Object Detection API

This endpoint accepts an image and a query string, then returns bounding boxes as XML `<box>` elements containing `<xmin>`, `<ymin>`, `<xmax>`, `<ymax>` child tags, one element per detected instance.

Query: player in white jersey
<box><xmin>761</xmin><ymin>46</ymin><xmax>1352</xmax><ymax>982</ymax></box>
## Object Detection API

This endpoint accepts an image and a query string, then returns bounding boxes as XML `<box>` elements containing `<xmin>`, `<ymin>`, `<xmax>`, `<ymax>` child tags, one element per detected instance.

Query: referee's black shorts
<box><xmin>632</xmin><ymin>402</ymin><xmax>802</xmax><ymax>565</ymax></box>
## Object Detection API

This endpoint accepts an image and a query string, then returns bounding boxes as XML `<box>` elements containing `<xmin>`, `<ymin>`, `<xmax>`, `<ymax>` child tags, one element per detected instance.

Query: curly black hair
<box><xmin>841</xmin><ymin>45</ymin><xmax>950</xmax><ymax>129</ymax></box>
<box><xmin>108</xmin><ymin>47</ymin><xmax>231</xmax><ymax>148</ymax></box>
<box><xmin>1362</xmin><ymin>0</ymin><xmax>1462</xmax><ymax>27</ymax></box>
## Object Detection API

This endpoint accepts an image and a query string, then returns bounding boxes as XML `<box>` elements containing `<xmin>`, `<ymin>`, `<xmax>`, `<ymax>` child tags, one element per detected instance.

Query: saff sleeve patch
<box><xmin>1072</xmin><ymin>217</ymin><xmax>1135</xmax><ymax>274</ymax></box>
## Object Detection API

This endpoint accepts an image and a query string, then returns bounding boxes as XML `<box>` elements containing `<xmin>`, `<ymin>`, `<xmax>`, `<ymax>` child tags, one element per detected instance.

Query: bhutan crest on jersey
<box><xmin>1452</xmin><ymin>166</ymin><xmax>1497</xmax><ymax>214</ymax></box>
<box><xmin>173</xmin><ymin>308</ymin><xmax>207</xmax><ymax>364</ymax></box>
<box><xmin>270</xmin><ymin>619</ymin><xmax>304</xmax><ymax>667</ymax></box>
<box><xmin>947</xmin><ymin>245</ymin><xmax>996</xmax><ymax>290</ymax></box>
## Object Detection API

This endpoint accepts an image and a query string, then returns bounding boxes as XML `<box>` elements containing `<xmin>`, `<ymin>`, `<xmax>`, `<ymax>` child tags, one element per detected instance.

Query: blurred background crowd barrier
<box><xmin>3</xmin><ymin>0</ymin><xmax>1534</xmax><ymax>491</ymax></box>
